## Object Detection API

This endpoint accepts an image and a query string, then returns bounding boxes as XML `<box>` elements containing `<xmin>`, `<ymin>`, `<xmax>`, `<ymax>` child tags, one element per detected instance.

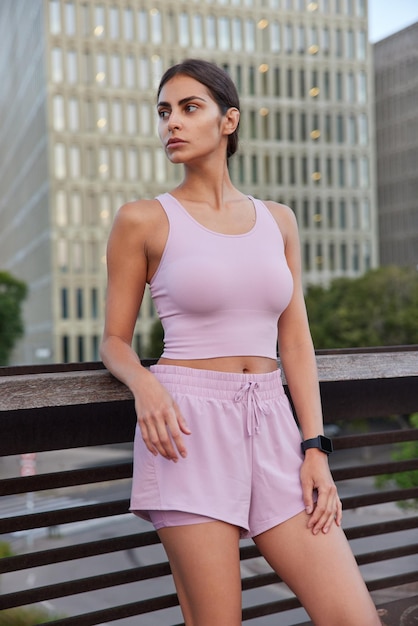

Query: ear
<box><xmin>223</xmin><ymin>107</ymin><xmax>240</xmax><ymax>136</ymax></box>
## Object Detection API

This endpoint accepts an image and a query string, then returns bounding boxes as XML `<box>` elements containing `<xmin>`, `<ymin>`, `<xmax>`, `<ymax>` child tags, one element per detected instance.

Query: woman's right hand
<box><xmin>134</xmin><ymin>370</ymin><xmax>191</xmax><ymax>462</ymax></box>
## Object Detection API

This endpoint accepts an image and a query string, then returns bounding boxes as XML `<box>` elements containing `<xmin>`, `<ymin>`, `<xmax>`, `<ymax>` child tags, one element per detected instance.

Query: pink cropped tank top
<box><xmin>149</xmin><ymin>193</ymin><xmax>294</xmax><ymax>360</ymax></box>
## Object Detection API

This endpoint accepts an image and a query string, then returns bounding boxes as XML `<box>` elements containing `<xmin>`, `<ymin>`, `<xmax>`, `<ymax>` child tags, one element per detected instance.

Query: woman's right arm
<box><xmin>100</xmin><ymin>201</ymin><xmax>190</xmax><ymax>462</ymax></box>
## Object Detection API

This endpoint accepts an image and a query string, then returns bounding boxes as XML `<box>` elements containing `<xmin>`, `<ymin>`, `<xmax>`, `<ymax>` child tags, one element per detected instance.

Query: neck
<box><xmin>175</xmin><ymin>155</ymin><xmax>238</xmax><ymax>209</ymax></box>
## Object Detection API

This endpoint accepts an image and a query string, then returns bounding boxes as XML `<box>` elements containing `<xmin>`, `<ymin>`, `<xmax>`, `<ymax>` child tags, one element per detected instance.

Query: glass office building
<box><xmin>0</xmin><ymin>0</ymin><xmax>378</xmax><ymax>364</ymax></box>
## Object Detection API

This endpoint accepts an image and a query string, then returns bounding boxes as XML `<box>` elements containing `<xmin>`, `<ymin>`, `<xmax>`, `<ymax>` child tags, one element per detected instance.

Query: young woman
<box><xmin>100</xmin><ymin>59</ymin><xmax>381</xmax><ymax>626</ymax></box>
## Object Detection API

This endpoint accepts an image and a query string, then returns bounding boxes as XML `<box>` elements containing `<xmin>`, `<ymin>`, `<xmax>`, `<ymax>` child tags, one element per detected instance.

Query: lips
<box><xmin>167</xmin><ymin>138</ymin><xmax>186</xmax><ymax>147</ymax></box>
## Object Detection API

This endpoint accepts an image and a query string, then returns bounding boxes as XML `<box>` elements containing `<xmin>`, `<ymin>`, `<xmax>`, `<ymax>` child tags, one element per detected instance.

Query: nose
<box><xmin>167</xmin><ymin>110</ymin><xmax>181</xmax><ymax>131</ymax></box>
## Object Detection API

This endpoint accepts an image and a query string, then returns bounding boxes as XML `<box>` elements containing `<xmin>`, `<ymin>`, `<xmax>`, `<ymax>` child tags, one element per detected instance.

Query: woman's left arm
<box><xmin>266</xmin><ymin>201</ymin><xmax>343</xmax><ymax>535</ymax></box>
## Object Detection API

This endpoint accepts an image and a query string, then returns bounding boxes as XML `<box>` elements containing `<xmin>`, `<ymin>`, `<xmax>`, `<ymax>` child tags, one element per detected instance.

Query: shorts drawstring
<box><xmin>234</xmin><ymin>381</ymin><xmax>268</xmax><ymax>436</ymax></box>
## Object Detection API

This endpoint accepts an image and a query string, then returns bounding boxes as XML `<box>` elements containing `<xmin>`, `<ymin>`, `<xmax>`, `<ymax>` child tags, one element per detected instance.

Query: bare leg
<box><xmin>158</xmin><ymin>521</ymin><xmax>242</xmax><ymax>626</ymax></box>
<box><xmin>254</xmin><ymin>511</ymin><xmax>381</xmax><ymax>626</ymax></box>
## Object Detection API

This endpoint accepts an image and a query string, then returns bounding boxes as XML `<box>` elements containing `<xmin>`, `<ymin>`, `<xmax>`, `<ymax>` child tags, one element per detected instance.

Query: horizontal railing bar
<box><xmin>4</xmin><ymin>537</ymin><xmax>416</xmax><ymax>611</ymax></box>
<box><xmin>40</xmin><ymin>593</ymin><xmax>180</xmax><ymax>626</ymax></box>
<box><xmin>0</xmin><ymin>561</ymin><xmax>173</xmax><ymax>610</ymax></box>
<box><xmin>332</xmin><ymin>459</ymin><xmax>418</xmax><ymax>481</ymax></box>
<box><xmin>0</xmin><ymin>499</ymin><xmax>130</xmax><ymax>534</ymax></box>
<box><xmin>341</xmin><ymin>487</ymin><xmax>418</xmax><ymax>509</ymax></box>
<box><xmin>355</xmin><ymin>543</ymin><xmax>418</xmax><ymax>565</ymax></box>
<box><xmin>0</xmin><ymin>531</ymin><xmax>160</xmax><ymax>574</ymax></box>
<box><xmin>0</xmin><ymin>462</ymin><xmax>133</xmax><ymax>496</ymax></box>
<box><xmin>366</xmin><ymin>571</ymin><xmax>418</xmax><ymax>592</ymax></box>
<box><xmin>344</xmin><ymin>516</ymin><xmax>418</xmax><ymax>539</ymax></box>
<box><xmin>2</xmin><ymin>456</ymin><xmax>416</xmax><ymax>500</ymax></box>
<box><xmin>333</xmin><ymin>428</ymin><xmax>418</xmax><ymax>450</ymax></box>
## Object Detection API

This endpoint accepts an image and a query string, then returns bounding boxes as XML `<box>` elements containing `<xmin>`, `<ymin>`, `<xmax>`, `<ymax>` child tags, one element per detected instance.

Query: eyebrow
<box><xmin>156</xmin><ymin>96</ymin><xmax>207</xmax><ymax>109</ymax></box>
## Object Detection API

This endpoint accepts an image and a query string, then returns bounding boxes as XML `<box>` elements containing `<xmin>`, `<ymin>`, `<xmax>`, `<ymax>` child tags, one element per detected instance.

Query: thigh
<box><xmin>158</xmin><ymin>521</ymin><xmax>242</xmax><ymax>626</ymax></box>
<box><xmin>254</xmin><ymin>511</ymin><xmax>381</xmax><ymax>626</ymax></box>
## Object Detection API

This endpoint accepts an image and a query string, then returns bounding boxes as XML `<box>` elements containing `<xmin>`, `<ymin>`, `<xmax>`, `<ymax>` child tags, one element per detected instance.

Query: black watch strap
<box><xmin>301</xmin><ymin>435</ymin><xmax>333</xmax><ymax>455</ymax></box>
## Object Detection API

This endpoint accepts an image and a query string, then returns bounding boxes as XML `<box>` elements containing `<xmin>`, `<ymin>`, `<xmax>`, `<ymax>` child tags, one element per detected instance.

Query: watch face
<box><xmin>319</xmin><ymin>435</ymin><xmax>333</xmax><ymax>454</ymax></box>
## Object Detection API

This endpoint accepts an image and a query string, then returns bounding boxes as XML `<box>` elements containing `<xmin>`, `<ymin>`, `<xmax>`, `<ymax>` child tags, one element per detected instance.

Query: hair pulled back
<box><xmin>157</xmin><ymin>59</ymin><xmax>240</xmax><ymax>159</ymax></box>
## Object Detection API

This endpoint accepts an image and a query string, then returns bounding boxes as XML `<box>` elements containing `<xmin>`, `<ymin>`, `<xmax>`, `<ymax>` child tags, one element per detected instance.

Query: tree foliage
<box><xmin>143</xmin><ymin>317</ymin><xmax>164</xmax><ymax>359</ymax></box>
<box><xmin>0</xmin><ymin>271</ymin><xmax>27</xmax><ymax>365</ymax></box>
<box><xmin>305</xmin><ymin>266</ymin><xmax>418</xmax><ymax>349</ymax></box>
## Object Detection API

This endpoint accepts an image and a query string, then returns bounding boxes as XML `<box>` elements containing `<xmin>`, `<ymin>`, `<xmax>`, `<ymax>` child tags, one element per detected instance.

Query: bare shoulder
<box><xmin>115</xmin><ymin>198</ymin><xmax>165</xmax><ymax>230</ymax></box>
<box><xmin>262</xmin><ymin>200</ymin><xmax>298</xmax><ymax>244</ymax></box>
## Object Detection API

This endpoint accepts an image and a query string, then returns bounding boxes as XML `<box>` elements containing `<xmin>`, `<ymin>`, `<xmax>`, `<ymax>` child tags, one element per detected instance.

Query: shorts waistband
<box><xmin>149</xmin><ymin>364</ymin><xmax>285</xmax><ymax>401</ymax></box>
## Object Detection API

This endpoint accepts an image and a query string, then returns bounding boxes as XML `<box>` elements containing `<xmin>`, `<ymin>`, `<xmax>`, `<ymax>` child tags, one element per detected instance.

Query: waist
<box><xmin>150</xmin><ymin>363</ymin><xmax>285</xmax><ymax>400</ymax></box>
<box><xmin>157</xmin><ymin>355</ymin><xmax>278</xmax><ymax>374</ymax></box>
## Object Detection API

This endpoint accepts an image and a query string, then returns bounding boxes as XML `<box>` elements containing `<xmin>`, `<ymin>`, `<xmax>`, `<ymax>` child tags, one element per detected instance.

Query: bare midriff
<box><xmin>157</xmin><ymin>355</ymin><xmax>278</xmax><ymax>374</ymax></box>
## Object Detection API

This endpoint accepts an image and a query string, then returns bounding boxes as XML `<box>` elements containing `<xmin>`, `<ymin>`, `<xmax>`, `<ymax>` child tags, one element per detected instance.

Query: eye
<box><xmin>157</xmin><ymin>109</ymin><xmax>170</xmax><ymax>119</ymax></box>
<box><xmin>185</xmin><ymin>104</ymin><xmax>198</xmax><ymax>113</ymax></box>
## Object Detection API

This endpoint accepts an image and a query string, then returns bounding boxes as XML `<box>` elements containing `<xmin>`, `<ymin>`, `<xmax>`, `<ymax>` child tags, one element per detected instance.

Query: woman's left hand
<box><xmin>300</xmin><ymin>449</ymin><xmax>343</xmax><ymax>535</ymax></box>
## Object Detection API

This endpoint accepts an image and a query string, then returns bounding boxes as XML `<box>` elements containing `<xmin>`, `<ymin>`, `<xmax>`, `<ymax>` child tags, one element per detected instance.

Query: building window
<box><xmin>358</xmin><ymin>71</ymin><xmax>367</xmax><ymax>103</ymax></box>
<box><xmin>360</xmin><ymin>157</ymin><xmax>369</xmax><ymax>187</ymax></box>
<box><xmin>139</xmin><ymin>56</ymin><xmax>149</xmax><ymax>90</ymax></box>
<box><xmin>127</xmin><ymin>101</ymin><xmax>137</xmax><ymax>135</ymax></box>
<box><xmin>61</xmin><ymin>288</ymin><xmax>69</xmax><ymax>319</ymax></box>
<box><xmin>54</xmin><ymin>143</ymin><xmax>66</xmax><ymax>179</ymax></box>
<box><xmin>150</xmin><ymin>9</ymin><xmax>162</xmax><ymax>44</ymax></box>
<box><xmin>348</xmin><ymin>115</ymin><xmax>356</xmax><ymax>144</ymax></box>
<box><xmin>125</xmin><ymin>55</ymin><xmax>135</xmax><ymax>89</ymax></box>
<box><xmin>245</xmin><ymin>19</ymin><xmax>255</xmax><ymax>52</ymax></box>
<box><xmin>357</xmin><ymin>30</ymin><xmax>366</xmax><ymax>60</ymax></box>
<box><xmin>179</xmin><ymin>13</ymin><xmax>190</xmax><ymax>47</ymax></box>
<box><xmin>71</xmin><ymin>192</ymin><xmax>82</xmax><ymax>225</ymax></box>
<box><xmin>77</xmin><ymin>336</ymin><xmax>84</xmax><ymax>362</ymax></box>
<box><xmin>289</xmin><ymin>156</ymin><xmax>296</xmax><ymax>185</ymax></box>
<box><xmin>336</xmin><ymin>71</ymin><xmax>343</xmax><ymax>101</ymax></box>
<box><xmin>337</xmin><ymin>115</ymin><xmax>344</xmax><ymax>143</ymax></box>
<box><xmin>51</xmin><ymin>48</ymin><xmax>63</xmax><ymax>82</ymax></box>
<box><xmin>73</xmin><ymin>241</ymin><xmax>84</xmax><ymax>273</ymax></box>
<box><xmin>56</xmin><ymin>191</ymin><xmax>67</xmax><ymax>226</ymax></box>
<box><xmin>274</xmin><ymin>67</ymin><xmax>280</xmax><ymax>96</ymax></box>
<box><xmin>251</xmin><ymin>155</ymin><xmax>258</xmax><ymax>183</ymax></box>
<box><xmin>338</xmin><ymin>158</ymin><xmax>345</xmax><ymax>187</ymax></box>
<box><xmin>111</xmin><ymin>99</ymin><xmax>122</xmax><ymax>134</ymax></box>
<box><xmin>62</xmin><ymin>336</ymin><xmax>70</xmax><ymax>363</ymax></box>
<box><xmin>140</xmin><ymin>102</ymin><xmax>151</xmax><ymax>135</ymax></box>
<box><xmin>124</xmin><ymin>7</ymin><xmax>134</xmax><ymax>40</ymax></box>
<box><xmin>276</xmin><ymin>156</ymin><xmax>283</xmax><ymax>184</ymax></box>
<box><xmin>347</xmin><ymin>72</ymin><xmax>355</xmax><ymax>102</ymax></box>
<box><xmin>76</xmin><ymin>288</ymin><xmax>84</xmax><ymax>319</ymax></box>
<box><xmin>67</xmin><ymin>50</ymin><xmax>77</xmax><ymax>83</ymax></box>
<box><xmin>206</xmin><ymin>15</ymin><xmax>216</xmax><ymax>48</ymax></box>
<box><xmin>141</xmin><ymin>148</ymin><xmax>152</xmax><ymax>182</ymax></box>
<box><xmin>92</xmin><ymin>5</ymin><xmax>104</xmax><ymax>37</ymax></box>
<box><xmin>128</xmin><ymin>148</ymin><xmax>138</xmax><ymax>181</ymax></box>
<box><xmin>271</xmin><ymin>21</ymin><xmax>280</xmax><ymax>52</ymax></box>
<box><xmin>287</xmin><ymin>68</ymin><xmax>293</xmax><ymax>97</ymax></box>
<box><xmin>111</xmin><ymin>54</ymin><xmax>121</xmax><ymax>87</ymax></box>
<box><xmin>109</xmin><ymin>6</ymin><xmax>119</xmax><ymax>39</ymax></box>
<box><xmin>193</xmin><ymin>14</ymin><xmax>203</xmax><ymax>48</ymax></box>
<box><xmin>69</xmin><ymin>145</ymin><xmax>81</xmax><ymax>178</ymax></box>
<box><xmin>155</xmin><ymin>148</ymin><xmax>166</xmax><ymax>183</ymax></box>
<box><xmin>285</xmin><ymin>23</ymin><xmax>293</xmax><ymax>53</ymax></box>
<box><xmin>350</xmin><ymin>156</ymin><xmax>358</xmax><ymax>187</ymax></box>
<box><xmin>58</xmin><ymin>239</ymin><xmax>69</xmax><ymax>272</ymax></box>
<box><xmin>138</xmin><ymin>9</ymin><xmax>148</xmax><ymax>42</ymax></box>
<box><xmin>219</xmin><ymin>16</ymin><xmax>230</xmax><ymax>50</ymax></box>
<box><xmin>335</xmin><ymin>29</ymin><xmax>343</xmax><ymax>57</ymax></box>
<box><xmin>52</xmin><ymin>95</ymin><xmax>65</xmax><ymax>131</ymax></box>
<box><xmin>359</xmin><ymin>113</ymin><xmax>368</xmax><ymax>145</ymax></box>
<box><xmin>49</xmin><ymin>0</ymin><xmax>61</xmax><ymax>34</ymax></box>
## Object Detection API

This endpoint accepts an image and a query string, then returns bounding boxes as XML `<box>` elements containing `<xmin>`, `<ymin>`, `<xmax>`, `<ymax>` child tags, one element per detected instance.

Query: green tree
<box><xmin>0</xmin><ymin>271</ymin><xmax>27</xmax><ymax>365</ymax></box>
<box><xmin>305</xmin><ymin>266</ymin><xmax>418</xmax><ymax>349</ymax></box>
<box><xmin>375</xmin><ymin>413</ymin><xmax>418</xmax><ymax>509</ymax></box>
<box><xmin>143</xmin><ymin>318</ymin><xmax>164</xmax><ymax>359</ymax></box>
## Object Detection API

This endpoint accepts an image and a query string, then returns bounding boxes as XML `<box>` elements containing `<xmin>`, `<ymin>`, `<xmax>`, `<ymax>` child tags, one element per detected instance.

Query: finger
<box><xmin>302</xmin><ymin>482</ymin><xmax>315</xmax><ymax>516</ymax></box>
<box><xmin>309</xmin><ymin>486</ymin><xmax>337</xmax><ymax>534</ymax></box>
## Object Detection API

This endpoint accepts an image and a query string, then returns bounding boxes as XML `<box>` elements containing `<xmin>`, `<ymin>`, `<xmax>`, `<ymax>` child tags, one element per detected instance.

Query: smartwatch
<box><xmin>301</xmin><ymin>435</ymin><xmax>333</xmax><ymax>455</ymax></box>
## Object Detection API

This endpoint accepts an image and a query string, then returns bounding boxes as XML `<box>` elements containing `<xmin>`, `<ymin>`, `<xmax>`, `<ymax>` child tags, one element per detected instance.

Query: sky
<box><xmin>368</xmin><ymin>0</ymin><xmax>418</xmax><ymax>42</ymax></box>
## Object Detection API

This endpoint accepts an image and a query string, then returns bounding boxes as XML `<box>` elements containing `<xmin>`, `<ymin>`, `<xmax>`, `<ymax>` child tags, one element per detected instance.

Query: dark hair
<box><xmin>157</xmin><ymin>59</ymin><xmax>240</xmax><ymax>159</ymax></box>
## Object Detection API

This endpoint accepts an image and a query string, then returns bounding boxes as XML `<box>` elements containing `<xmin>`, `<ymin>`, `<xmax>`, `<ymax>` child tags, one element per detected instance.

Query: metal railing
<box><xmin>0</xmin><ymin>347</ymin><xmax>417</xmax><ymax>625</ymax></box>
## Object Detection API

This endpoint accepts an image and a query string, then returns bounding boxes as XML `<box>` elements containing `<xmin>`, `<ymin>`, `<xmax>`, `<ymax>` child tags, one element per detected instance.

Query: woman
<box><xmin>100</xmin><ymin>59</ymin><xmax>380</xmax><ymax>626</ymax></box>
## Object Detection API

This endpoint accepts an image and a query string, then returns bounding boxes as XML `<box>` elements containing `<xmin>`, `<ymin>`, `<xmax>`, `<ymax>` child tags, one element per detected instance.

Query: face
<box><xmin>157</xmin><ymin>74</ymin><xmax>234</xmax><ymax>164</ymax></box>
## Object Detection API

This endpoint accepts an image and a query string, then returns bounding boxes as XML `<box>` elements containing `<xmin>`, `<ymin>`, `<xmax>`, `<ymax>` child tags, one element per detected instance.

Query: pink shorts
<box><xmin>130</xmin><ymin>365</ymin><xmax>305</xmax><ymax>538</ymax></box>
